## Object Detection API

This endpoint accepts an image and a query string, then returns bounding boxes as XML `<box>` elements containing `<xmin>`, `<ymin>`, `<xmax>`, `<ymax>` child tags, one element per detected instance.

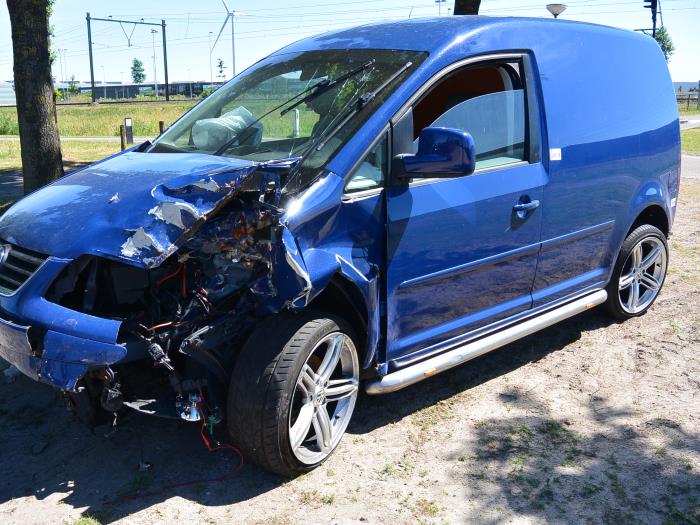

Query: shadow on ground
<box><xmin>1</xmin><ymin>310</ymin><xmax>697</xmax><ymax>523</ymax></box>
<box><xmin>442</xmin><ymin>393</ymin><xmax>700</xmax><ymax>524</ymax></box>
<box><xmin>0</xmin><ymin>161</ymin><xmax>93</xmax><ymax>198</ymax></box>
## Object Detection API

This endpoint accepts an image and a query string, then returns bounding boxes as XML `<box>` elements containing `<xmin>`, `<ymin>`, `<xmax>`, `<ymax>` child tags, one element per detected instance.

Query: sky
<box><xmin>0</xmin><ymin>0</ymin><xmax>698</xmax><ymax>84</ymax></box>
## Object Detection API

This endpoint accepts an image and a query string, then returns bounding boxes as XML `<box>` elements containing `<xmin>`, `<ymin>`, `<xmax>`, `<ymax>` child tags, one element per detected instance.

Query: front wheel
<box><xmin>604</xmin><ymin>224</ymin><xmax>668</xmax><ymax>320</ymax></box>
<box><xmin>227</xmin><ymin>311</ymin><xmax>359</xmax><ymax>476</ymax></box>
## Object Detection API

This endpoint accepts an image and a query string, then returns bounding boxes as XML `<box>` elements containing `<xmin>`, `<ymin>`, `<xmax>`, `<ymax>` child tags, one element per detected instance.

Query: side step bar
<box><xmin>365</xmin><ymin>289</ymin><xmax>607</xmax><ymax>395</ymax></box>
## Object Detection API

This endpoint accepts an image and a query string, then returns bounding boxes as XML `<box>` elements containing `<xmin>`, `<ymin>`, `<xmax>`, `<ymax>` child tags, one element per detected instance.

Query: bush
<box><xmin>200</xmin><ymin>87</ymin><xmax>217</xmax><ymax>99</ymax></box>
<box><xmin>0</xmin><ymin>111</ymin><xmax>19</xmax><ymax>135</ymax></box>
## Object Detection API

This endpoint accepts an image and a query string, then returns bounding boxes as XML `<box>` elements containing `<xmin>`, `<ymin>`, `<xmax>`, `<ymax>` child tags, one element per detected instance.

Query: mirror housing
<box><xmin>392</xmin><ymin>127</ymin><xmax>476</xmax><ymax>180</ymax></box>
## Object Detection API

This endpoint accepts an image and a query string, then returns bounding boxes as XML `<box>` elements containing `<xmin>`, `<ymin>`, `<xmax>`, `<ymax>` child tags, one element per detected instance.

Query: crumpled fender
<box><xmin>283</xmin><ymin>246</ymin><xmax>381</xmax><ymax>369</ymax></box>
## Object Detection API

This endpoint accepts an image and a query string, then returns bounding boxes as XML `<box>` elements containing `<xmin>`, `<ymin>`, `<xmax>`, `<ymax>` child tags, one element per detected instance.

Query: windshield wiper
<box><xmin>310</xmin><ymin>61</ymin><xmax>414</xmax><ymax>152</ymax></box>
<box><xmin>214</xmin><ymin>60</ymin><xmax>375</xmax><ymax>156</ymax></box>
<box><xmin>283</xmin><ymin>60</ymin><xmax>414</xmax><ymax>193</ymax></box>
<box><xmin>279</xmin><ymin>59</ymin><xmax>375</xmax><ymax>117</ymax></box>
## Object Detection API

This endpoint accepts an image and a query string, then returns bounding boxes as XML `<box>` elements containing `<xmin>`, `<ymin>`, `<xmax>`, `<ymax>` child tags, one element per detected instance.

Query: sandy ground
<box><xmin>0</xmin><ymin>157</ymin><xmax>699</xmax><ymax>525</ymax></box>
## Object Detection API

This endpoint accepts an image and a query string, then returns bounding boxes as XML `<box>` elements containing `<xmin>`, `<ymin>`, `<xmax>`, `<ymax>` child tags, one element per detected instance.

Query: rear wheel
<box><xmin>604</xmin><ymin>224</ymin><xmax>668</xmax><ymax>320</ymax></box>
<box><xmin>227</xmin><ymin>311</ymin><xmax>359</xmax><ymax>476</ymax></box>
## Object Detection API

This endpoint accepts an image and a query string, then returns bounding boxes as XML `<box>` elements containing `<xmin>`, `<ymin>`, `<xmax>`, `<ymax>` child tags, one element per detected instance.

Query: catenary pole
<box><xmin>162</xmin><ymin>20</ymin><xmax>170</xmax><ymax>101</ymax></box>
<box><xmin>86</xmin><ymin>12</ymin><xmax>95</xmax><ymax>103</ymax></box>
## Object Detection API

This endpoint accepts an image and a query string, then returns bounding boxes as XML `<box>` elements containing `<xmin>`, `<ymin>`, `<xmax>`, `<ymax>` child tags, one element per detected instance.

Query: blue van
<box><xmin>0</xmin><ymin>17</ymin><xmax>680</xmax><ymax>475</ymax></box>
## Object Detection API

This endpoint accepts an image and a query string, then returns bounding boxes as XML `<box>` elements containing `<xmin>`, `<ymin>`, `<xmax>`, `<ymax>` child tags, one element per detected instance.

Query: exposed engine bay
<box><xmin>43</xmin><ymin>178</ymin><xmax>304</xmax><ymax>429</ymax></box>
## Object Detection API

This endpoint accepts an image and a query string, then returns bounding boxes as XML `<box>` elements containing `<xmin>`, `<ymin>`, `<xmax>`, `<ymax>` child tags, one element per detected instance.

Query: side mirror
<box><xmin>392</xmin><ymin>127</ymin><xmax>476</xmax><ymax>180</ymax></box>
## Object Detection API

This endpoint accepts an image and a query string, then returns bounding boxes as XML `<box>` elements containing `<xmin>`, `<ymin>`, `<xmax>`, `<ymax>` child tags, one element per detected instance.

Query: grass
<box><xmin>678</xmin><ymin>103</ymin><xmax>700</xmax><ymax>116</ymax></box>
<box><xmin>72</xmin><ymin>517</ymin><xmax>102</xmax><ymax>525</ymax></box>
<box><xmin>681</xmin><ymin>128</ymin><xmax>700</xmax><ymax>155</ymax></box>
<box><xmin>0</xmin><ymin>102</ymin><xmax>193</xmax><ymax>137</ymax></box>
<box><xmin>0</xmin><ymin>140</ymin><xmax>120</xmax><ymax>176</ymax></box>
<box><xmin>0</xmin><ymin>98</ymin><xmax>319</xmax><ymax>138</ymax></box>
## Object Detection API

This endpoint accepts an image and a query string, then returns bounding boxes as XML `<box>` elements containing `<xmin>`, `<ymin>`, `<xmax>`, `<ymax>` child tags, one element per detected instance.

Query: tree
<box><xmin>131</xmin><ymin>58</ymin><xmax>146</xmax><ymax>84</ymax></box>
<box><xmin>217</xmin><ymin>58</ymin><xmax>227</xmax><ymax>81</ymax></box>
<box><xmin>454</xmin><ymin>0</ymin><xmax>481</xmax><ymax>15</ymax></box>
<box><xmin>7</xmin><ymin>0</ymin><xmax>63</xmax><ymax>193</ymax></box>
<box><xmin>653</xmin><ymin>26</ymin><xmax>675</xmax><ymax>63</ymax></box>
<box><xmin>67</xmin><ymin>75</ymin><xmax>79</xmax><ymax>97</ymax></box>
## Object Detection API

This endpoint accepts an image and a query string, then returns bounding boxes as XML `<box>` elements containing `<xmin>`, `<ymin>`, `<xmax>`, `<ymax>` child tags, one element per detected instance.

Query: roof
<box><xmin>272</xmin><ymin>15</ymin><xmax>641</xmax><ymax>57</ymax></box>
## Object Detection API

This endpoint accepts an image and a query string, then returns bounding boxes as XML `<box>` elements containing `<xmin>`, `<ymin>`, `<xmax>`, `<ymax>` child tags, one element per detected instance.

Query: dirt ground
<box><xmin>1</xmin><ymin>157</ymin><xmax>699</xmax><ymax>525</ymax></box>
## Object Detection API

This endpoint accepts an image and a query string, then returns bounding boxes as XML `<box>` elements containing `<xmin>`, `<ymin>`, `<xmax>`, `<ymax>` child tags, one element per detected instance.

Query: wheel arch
<box><xmin>627</xmin><ymin>203</ymin><xmax>670</xmax><ymax>237</ymax></box>
<box><xmin>307</xmin><ymin>272</ymin><xmax>378</xmax><ymax>371</ymax></box>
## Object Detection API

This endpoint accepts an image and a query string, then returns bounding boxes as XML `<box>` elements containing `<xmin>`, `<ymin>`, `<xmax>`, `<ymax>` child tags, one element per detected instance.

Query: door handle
<box><xmin>513</xmin><ymin>200</ymin><xmax>540</xmax><ymax>212</ymax></box>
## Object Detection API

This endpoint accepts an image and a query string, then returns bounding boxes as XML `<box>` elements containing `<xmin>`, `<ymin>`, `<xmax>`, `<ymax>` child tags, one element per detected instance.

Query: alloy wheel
<box><xmin>618</xmin><ymin>236</ymin><xmax>667</xmax><ymax>314</ymax></box>
<box><xmin>288</xmin><ymin>332</ymin><xmax>359</xmax><ymax>464</ymax></box>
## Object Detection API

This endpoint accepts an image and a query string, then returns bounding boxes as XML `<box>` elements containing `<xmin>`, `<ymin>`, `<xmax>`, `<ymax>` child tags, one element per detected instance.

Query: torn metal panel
<box><xmin>0</xmin><ymin>152</ymin><xmax>260</xmax><ymax>267</ymax></box>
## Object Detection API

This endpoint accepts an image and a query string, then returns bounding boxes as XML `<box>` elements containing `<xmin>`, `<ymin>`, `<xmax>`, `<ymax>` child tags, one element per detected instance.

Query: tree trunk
<box><xmin>454</xmin><ymin>0</ymin><xmax>481</xmax><ymax>15</ymax></box>
<box><xmin>7</xmin><ymin>0</ymin><xmax>63</xmax><ymax>194</ymax></box>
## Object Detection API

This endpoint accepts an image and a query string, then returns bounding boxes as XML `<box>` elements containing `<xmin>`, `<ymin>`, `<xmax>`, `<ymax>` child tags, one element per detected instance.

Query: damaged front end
<box><xmin>0</xmin><ymin>153</ymin><xmax>312</xmax><ymax>427</ymax></box>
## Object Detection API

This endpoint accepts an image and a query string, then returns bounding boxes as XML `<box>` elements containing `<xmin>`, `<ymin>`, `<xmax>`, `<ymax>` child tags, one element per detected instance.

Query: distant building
<box><xmin>0</xmin><ymin>80</ymin><xmax>16</xmax><ymax>105</ymax></box>
<box><xmin>674</xmin><ymin>81</ymin><xmax>699</xmax><ymax>92</ymax></box>
<box><xmin>60</xmin><ymin>81</ymin><xmax>224</xmax><ymax>100</ymax></box>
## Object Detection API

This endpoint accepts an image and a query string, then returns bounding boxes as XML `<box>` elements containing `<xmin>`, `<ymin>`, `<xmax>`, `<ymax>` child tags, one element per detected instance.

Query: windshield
<box><xmin>149</xmin><ymin>49</ymin><xmax>426</xmax><ymax>176</ymax></box>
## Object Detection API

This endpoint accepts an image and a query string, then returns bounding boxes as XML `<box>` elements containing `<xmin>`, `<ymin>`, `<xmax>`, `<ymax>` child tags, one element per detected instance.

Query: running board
<box><xmin>365</xmin><ymin>289</ymin><xmax>607</xmax><ymax>395</ymax></box>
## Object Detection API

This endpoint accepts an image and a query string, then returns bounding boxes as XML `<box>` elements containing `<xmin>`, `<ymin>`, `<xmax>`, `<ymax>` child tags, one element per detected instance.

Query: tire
<box><xmin>227</xmin><ymin>310</ymin><xmax>360</xmax><ymax>476</ymax></box>
<box><xmin>604</xmin><ymin>224</ymin><xmax>668</xmax><ymax>320</ymax></box>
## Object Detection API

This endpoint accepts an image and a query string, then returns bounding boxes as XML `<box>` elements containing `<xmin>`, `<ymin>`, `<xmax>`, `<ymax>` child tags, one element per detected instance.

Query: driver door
<box><xmin>384</xmin><ymin>55</ymin><xmax>547</xmax><ymax>366</ymax></box>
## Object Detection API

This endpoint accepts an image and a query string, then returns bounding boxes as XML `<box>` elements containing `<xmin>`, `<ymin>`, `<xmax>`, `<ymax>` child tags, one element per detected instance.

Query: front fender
<box><xmin>290</xmin><ymin>247</ymin><xmax>380</xmax><ymax>369</ymax></box>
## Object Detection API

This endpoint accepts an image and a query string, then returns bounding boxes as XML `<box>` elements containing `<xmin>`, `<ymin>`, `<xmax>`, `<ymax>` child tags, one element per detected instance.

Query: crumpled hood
<box><xmin>0</xmin><ymin>152</ymin><xmax>259</xmax><ymax>268</ymax></box>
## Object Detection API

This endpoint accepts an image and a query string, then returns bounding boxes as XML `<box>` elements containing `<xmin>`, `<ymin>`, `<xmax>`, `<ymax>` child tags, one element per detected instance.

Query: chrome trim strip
<box><xmin>391</xmin><ymin>282</ymin><xmax>606</xmax><ymax>370</ymax></box>
<box><xmin>365</xmin><ymin>289</ymin><xmax>608</xmax><ymax>394</ymax></box>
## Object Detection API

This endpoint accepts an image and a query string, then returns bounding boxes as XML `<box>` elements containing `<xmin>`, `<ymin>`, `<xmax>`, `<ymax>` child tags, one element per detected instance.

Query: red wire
<box><xmin>145</xmin><ymin>321</ymin><xmax>174</xmax><ymax>332</ymax></box>
<box><xmin>156</xmin><ymin>264</ymin><xmax>183</xmax><ymax>288</ymax></box>
<box><xmin>106</xmin><ymin>420</ymin><xmax>244</xmax><ymax>506</ymax></box>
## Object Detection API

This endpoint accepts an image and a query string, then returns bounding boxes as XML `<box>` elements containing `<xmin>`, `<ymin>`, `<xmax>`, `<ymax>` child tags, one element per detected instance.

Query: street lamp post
<box><xmin>546</xmin><ymin>3</ymin><xmax>567</xmax><ymax>18</ymax></box>
<box><xmin>208</xmin><ymin>31</ymin><xmax>214</xmax><ymax>86</ymax></box>
<box><xmin>435</xmin><ymin>0</ymin><xmax>446</xmax><ymax>16</ymax></box>
<box><xmin>151</xmin><ymin>28</ymin><xmax>158</xmax><ymax>98</ymax></box>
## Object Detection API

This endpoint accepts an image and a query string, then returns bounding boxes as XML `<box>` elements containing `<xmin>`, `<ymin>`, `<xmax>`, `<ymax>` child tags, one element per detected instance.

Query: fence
<box><xmin>677</xmin><ymin>92</ymin><xmax>699</xmax><ymax>111</ymax></box>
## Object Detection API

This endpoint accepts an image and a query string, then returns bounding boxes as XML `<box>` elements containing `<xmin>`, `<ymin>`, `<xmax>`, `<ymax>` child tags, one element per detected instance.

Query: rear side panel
<box><xmin>531</xmin><ymin>26</ymin><xmax>680</xmax><ymax>306</ymax></box>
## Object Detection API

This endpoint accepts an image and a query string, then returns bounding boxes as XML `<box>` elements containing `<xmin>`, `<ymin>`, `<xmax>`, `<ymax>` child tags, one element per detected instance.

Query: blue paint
<box><xmin>0</xmin><ymin>16</ymin><xmax>680</xmax><ymax>392</ymax></box>
<box><xmin>399</xmin><ymin>127</ymin><xmax>476</xmax><ymax>177</ymax></box>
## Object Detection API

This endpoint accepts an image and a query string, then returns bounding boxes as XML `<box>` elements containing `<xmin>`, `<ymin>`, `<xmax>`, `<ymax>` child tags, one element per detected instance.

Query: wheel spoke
<box><xmin>317</xmin><ymin>334</ymin><xmax>344</xmax><ymax>383</ymax></box>
<box><xmin>290</xmin><ymin>403</ymin><xmax>315</xmax><ymax>450</ymax></box>
<box><xmin>312</xmin><ymin>405</ymin><xmax>333</xmax><ymax>453</ymax></box>
<box><xmin>640</xmin><ymin>245</ymin><xmax>662</xmax><ymax>271</ymax></box>
<box><xmin>626</xmin><ymin>281</ymin><xmax>640</xmax><ymax>311</ymax></box>
<box><xmin>640</xmin><ymin>273</ymin><xmax>660</xmax><ymax>291</ymax></box>
<box><xmin>300</xmin><ymin>364</ymin><xmax>318</xmax><ymax>392</ymax></box>
<box><xmin>619</xmin><ymin>271</ymin><xmax>635</xmax><ymax>291</ymax></box>
<box><xmin>326</xmin><ymin>378</ymin><xmax>358</xmax><ymax>403</ymax></box>
<box><xmin>631</xmin><ymin>243</ymin><xmax>643</xmax><ymax>269</ymax></box>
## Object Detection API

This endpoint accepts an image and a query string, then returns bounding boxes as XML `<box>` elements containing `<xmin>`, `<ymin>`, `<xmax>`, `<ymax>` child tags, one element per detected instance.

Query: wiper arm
<box><xmin>213</xmin><ymin>60</ymin><xmax>375</xmax><ymax>157</ymax></box>
<box><xmin>312</xmin><ymin>61</ymin><xmax>413</xmax><ymax>152</ymax></box>
<box><xmin>283</xmin><ymin>61</ymin><xmax>414</xmax><ymax>194</ymax></box>
<box><xmin>280</xmin><ymin>59</ymin><xmax>375</xmax><ymax>117</ymax></box>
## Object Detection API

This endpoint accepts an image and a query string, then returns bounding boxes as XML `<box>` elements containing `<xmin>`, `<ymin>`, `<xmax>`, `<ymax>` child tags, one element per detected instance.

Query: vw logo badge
<box><xmin>0</xmin><ymin>244</ymin><xmax>11</xmax><ymax>265</ymax></box>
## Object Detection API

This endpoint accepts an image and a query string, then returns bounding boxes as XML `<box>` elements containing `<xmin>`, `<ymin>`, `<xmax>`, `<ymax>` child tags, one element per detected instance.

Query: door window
<box><xmin>345</xmin><ymin>134</ymin><xmax>388</xmax><ymax>193</ymax></box>
<box><xmin>412</xmin><ymin>62</ymin><xmax>529</xmax><ymax>171</ymax></box>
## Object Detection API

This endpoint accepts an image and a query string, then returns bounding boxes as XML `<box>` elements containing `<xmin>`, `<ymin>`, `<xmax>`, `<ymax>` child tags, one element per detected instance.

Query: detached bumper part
<box><xmin>0</xmin><ymin>314</ymin><xmax>126</xmax><ymax>391</ymax></box>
